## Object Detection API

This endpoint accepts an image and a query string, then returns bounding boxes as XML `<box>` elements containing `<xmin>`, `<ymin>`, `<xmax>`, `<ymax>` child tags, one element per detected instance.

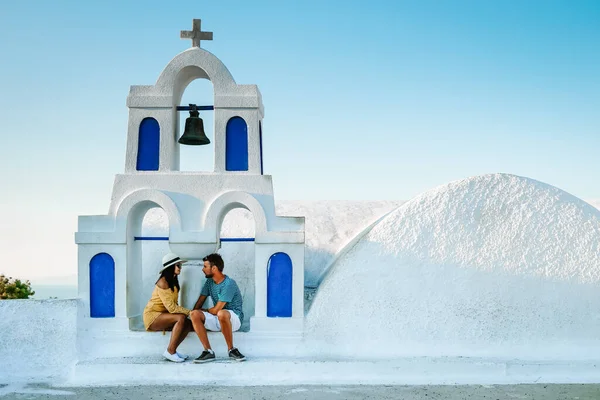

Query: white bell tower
<box><xmin>75</xmin><ymin>20</ymin><xmax>306</xmax><ymax>355</ymax></box>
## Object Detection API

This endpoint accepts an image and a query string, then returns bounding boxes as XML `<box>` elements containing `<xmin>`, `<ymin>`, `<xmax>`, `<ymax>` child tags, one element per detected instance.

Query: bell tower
<box><xmin>75</xmin><ymin>19</ymin><xmax>305</xmax><ymax>352</ymax></box>
<box><xmin>124</xmin><ymin>19</ymin><xmax>265</xmax><ymax>175</ymax></box>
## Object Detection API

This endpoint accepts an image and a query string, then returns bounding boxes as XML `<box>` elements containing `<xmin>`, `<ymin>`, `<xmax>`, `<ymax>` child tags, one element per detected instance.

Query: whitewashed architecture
<box><xmin>4</xmin><ymin>19</ymin><xmax>600</xmax><ymax>388</ymax></box>
<box><xmin>74</xmin><ymin>19</ymin><xmax>306</xmax><ymax>352</ymax></box>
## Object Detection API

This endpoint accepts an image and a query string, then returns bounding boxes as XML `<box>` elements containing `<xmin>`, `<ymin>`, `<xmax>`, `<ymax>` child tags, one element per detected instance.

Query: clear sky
<box><xmin>1</xmin><ymin>0</ymin><xmax>599</xmax><ymax>281</ymax></box>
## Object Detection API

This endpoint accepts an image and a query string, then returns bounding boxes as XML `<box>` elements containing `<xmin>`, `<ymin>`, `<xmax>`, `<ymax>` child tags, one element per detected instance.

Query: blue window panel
<box><xmin>267</xmin><ymin>252</ymin><xmax>293</xmax><ymax>317</ymax></box>
<box><xmin>226</xmin><ymin>117</ymin><xmax>248</xmax><ymax>171</ymax></box>
<box><xmin>136</xmin><ymin>118</ymin><xmax>160</xmax><ymax>171</ymax></box>
<box><xmin>90</xmin><ymin>253</ymin><xmax>115</xmax><ymax>318</ymax></box>
<box><xmin>259</xmin><ymin>121</ymin><xmax>264</xmax><ymax>175</ymax></box>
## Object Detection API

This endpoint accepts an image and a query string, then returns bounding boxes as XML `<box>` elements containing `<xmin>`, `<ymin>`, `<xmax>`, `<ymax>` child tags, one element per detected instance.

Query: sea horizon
<box><xmin>29</xmin><ymin>283</ymin><xmax>78</xmax><ymax>300</ymax></box>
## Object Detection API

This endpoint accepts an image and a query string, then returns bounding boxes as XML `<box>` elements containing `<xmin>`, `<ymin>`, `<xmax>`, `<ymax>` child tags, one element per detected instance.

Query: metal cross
<box><xmin>180</xmin><ymin>19</ymin><xmax>213</xmax><ymax>48</ymax></box>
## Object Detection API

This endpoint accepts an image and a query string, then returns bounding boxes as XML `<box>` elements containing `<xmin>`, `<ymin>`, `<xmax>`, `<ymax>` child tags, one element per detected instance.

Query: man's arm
<box><xmin>193</xmin><ymin>295</ymin><xmax>208</xmax><ymax>310</ymax></box>
<box><xmin>207</xmin><ymin>301</ymin><xmax>228</xmax><ymax>315</ymax></box>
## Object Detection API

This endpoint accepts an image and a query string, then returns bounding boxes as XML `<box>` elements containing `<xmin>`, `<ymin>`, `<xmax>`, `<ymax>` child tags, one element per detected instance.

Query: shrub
<box><xmin>0</xmin><ymin>274</ymin><xmax>35</xmax><ymax>299</ymax></box>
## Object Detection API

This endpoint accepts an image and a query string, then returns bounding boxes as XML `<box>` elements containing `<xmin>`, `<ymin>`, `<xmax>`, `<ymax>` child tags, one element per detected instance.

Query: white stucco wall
<box><xmin>306</xmin><ymin>174</ymin><xmax>600</xmax><ymax>361</ymax></box>
<box><xmin>0</xmin><ymin>299</ymin><xmax>77</xmax><ymax>383</ymax></box>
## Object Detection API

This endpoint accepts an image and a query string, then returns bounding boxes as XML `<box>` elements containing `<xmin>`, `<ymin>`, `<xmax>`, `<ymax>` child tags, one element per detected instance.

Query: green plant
<box><xmin>0</xmin><ymin>274</ymin><xmax>35</xmax><ymax>299</ymax></box>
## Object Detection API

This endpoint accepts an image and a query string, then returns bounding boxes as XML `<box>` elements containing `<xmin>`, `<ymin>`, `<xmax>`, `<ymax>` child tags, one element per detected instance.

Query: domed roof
<box><xmin>305</xmin><ymin>174</ymin><xmax>600</xmax><ymax>358</ymax></box>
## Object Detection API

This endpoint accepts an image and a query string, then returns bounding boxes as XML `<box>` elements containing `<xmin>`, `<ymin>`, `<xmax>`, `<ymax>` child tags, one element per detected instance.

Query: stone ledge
<box><xmin>60</xmin><ymin>358</ymin><xmax>600</xmax><ymax>387</ymax></box>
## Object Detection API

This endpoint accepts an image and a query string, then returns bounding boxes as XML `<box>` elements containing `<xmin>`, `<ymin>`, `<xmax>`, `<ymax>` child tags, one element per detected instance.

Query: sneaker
<box><xmin>193</xmin><ymin>349</ymin><xmax>216</xmax><ymax>363</ymax></box>
<box><xmin>228</xmin><ymin>347</ymin><xmax>246</xmax><ymax>362</ymax></box>
<box><xmin>163</xmin><ymin>350</ymin><xmax>185</xmax><ymax>363</ymax></box>
<box><xmin>176</xmin><ymin>351</ymin><xmax>189</xmax><ymax>360</ymax></box>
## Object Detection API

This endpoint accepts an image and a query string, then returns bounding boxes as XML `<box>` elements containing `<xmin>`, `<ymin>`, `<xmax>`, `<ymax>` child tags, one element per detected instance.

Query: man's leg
<box><xmin>189</xmin><ymin>310</ymin><xmax>211</xmax><ymax>350</ymax></box>
<box><xmin>217</xmin><ymin>311</ymin><xmax>245</xmax><ymax>361</ymax></box>
<box><xmin>217</xmin><ymin>310</ymin><xmax>234</xmax><ymax>350</ymax></box>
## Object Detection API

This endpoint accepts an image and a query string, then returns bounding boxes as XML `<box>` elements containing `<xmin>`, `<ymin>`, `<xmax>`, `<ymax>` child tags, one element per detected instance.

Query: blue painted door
<box><xmin>226</xmin><ymin>117</ymin><xmax>248</xmax><ymax>171</ymax></box>
<box><xmin>90</xmin><ymin>253</ymin><xmax>115</xmax><ymax>318</ymax></box>
<box><xmin>267</xmin><ymin>252</ymin><xmax>292</xmax><ymax>317</ymax></box>
<box><xmin>136</xmin><ymin>118</ymin><xmax>160</xmax><ymax>171</ymax></box>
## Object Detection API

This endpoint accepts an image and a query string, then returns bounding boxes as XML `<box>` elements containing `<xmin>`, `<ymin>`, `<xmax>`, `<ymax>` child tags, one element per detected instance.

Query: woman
<box><xmin>143</xmin><ymin>252</ymin><xmax>192</xmax><ymax>363</ymax></box>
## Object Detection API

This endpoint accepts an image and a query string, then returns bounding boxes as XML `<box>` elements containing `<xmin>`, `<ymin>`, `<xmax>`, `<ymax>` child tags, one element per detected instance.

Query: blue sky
<box><xmin>1</xmin><ymin>0</ymin><xmax>599</xmax><ymax>280</ymax></box>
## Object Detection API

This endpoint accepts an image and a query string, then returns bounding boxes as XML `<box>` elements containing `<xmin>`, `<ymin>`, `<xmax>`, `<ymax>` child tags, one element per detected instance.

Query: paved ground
<box><xmin>2</xmin><ymin>384</ymin><xmax>600</xmax><ymax>399</ymax></box>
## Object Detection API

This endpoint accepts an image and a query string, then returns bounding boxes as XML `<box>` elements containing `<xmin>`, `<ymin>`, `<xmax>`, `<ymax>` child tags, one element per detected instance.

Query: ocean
<box><xmin>29</xmin><ymin>284</ymin><xmax>78</xmax><ymax>299</ymax></box>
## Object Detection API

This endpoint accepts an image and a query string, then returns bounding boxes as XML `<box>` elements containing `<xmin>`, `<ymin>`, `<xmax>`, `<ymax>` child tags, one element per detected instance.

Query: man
<box><xmin>189</xmin><ymin>253</ymin><xmax>246</xmax><ymax>363</ymax></box>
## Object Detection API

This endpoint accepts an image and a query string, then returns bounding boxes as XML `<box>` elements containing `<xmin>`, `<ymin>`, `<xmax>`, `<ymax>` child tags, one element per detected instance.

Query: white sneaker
<box><xmin>163</xmin><ymin>350</ymin><xmax>184</xmax><ymax>363</ymax></box>
<box><xmin>176</xmin><ymin>351</ymin><xmax>189</xmax><ymax>360</ymax></box>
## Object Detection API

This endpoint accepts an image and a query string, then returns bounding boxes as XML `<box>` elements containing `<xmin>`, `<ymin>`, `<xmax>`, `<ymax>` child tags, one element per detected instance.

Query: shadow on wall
<box><xmin>217</xmin><ymin>241</ymin><xmax>254</xmax><ymax>332</ymax></box>
<box><xmin>303</xmin><ymin>248</ymin><xmax>335</xmax><ymax>312</ymax></box>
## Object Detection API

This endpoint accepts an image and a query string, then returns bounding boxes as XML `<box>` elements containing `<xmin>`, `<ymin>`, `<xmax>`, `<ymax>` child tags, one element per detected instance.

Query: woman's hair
<box><xmin>156</xmin><ymin>264</ymin><xmax>180</xmax><ymax>292</ymax></box>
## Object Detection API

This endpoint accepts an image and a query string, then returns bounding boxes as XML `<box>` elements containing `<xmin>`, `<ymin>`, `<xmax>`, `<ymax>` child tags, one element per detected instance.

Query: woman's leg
<box><xmin>172</xmin><ymin>318</ymin><xmax>193</xmax><ymax>350</ymax></box>
<box><xmin>148</xmin><ymin>313</ymin><xmax>188</xmax><ymax>354</ymax></box>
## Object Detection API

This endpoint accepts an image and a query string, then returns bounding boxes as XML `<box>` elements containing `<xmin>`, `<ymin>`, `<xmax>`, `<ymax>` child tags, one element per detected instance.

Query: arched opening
<box><xmin>140</xmin><ymin>207</ymin><xmax>170</xmax><ymax>317</ymax></box>
<box><xmin>126</xmin><ymin>202</ymin><xmax>171</xmax><ymax>330</ymax></box>
<box><xmin>178</xmin><ymin>78</ymin><xmax>214</xmax><ymax>172</ymax></box>
<box><xmin>89</xmin><ymin>253</ymin><xmax>115</xmax><ymax>318</ymax></box>
<box><xmin>226</xmin><ymin>117</ymin><xmax>248</xmax><ymax>171</ymax></box>
<box><xmin>218</xmin><ymin>207</ymin><xmax>256</xmax><ymax>331</ymax></box>
<box><xmin>136</xmin><ymin>118</ymin><xmax>160</xmax><ymax>171</ymax></box>
<box><xmin>267</xmin><ymin>252</ymin><xmax>293</xmax><ymax>318</ymax></box>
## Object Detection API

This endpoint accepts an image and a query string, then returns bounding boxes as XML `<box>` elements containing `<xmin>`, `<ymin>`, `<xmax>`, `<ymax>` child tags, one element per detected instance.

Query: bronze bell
<box><xmin>178</xmin><ymin>104</ymin><xmax>210</xmax><ymax>145</ymax></box>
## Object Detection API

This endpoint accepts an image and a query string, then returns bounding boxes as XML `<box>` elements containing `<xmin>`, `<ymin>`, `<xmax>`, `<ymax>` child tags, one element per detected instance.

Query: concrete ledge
<box><xmin>61</xmin><ymin>357</ymin><xmax>600</xmax><ymax>387</ymax></box>
<box><xmin>76</xmin><ymin>330</ymin><xmax>304</xmax><ymax>361</ymax></box>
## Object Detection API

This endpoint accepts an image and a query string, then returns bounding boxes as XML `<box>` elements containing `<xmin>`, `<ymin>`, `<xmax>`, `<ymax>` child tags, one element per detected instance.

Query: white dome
<box><xmin>305</xmin><ymin>174</ymin><xmax>600</xmax><ymax>359</ymax></box>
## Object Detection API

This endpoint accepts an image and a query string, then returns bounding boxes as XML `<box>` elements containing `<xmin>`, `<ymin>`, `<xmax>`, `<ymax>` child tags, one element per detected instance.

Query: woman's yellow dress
<box><xmin>142</xmin><ymin>285</ymin><xmax>191</xmax><ymax>331</ymax></box>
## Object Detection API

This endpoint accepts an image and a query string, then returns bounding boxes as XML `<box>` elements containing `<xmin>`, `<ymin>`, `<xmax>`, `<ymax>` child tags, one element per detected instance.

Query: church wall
<box><xmin>110</xmin><ymin>174</ymin><xmax>276</xmax><ymax>216</ymax></box>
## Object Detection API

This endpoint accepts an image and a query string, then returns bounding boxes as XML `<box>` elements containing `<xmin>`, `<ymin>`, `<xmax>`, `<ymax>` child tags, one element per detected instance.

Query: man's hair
<box><xmin>203</xmin><ymin>253</ymin><xmax>224</xmax><ymax>272</ymax></box>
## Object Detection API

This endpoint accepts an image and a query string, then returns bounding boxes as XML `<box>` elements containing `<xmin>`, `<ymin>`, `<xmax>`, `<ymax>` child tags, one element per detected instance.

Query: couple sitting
<box><xmin>142</xmin><ymin>252</ymin><xmax>245</xmax><ymax>363</ymax></box>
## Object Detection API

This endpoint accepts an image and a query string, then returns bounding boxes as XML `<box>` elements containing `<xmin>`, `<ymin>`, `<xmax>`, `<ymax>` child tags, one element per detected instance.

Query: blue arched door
<box><xmin>226</xmin><ymin>117</ymin><xmax>248</xmax><ymax>171</ymax></box>
<box><xmin>267</xmin><ymin>252</ymin><xmax>292</xmax><ymax>317</ymax></box>
<box><xmin>90</xmin><ymin>253</ymin><xmax>115</xmax><ymax>318</ymax></box>
<box><xmin>136</xmin><ymin>117</ymin><xmax>160</xmax><ymax>171</ymax></box>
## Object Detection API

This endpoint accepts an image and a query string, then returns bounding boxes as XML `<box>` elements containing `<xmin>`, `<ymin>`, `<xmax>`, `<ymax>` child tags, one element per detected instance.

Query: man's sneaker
<box><xmin>162</xmin><ymin>350</ymin><xmax>185</xmax><ymax>363</ymax></box>
<box><xmin>193</xmin><ymin>349</ymin><xmax>215</xmax><ymax>363</ymax></box>
<box><xmin>228</xmin><ymin>347</ymin><xmax>246</xmax><ymax>362</ymax></box>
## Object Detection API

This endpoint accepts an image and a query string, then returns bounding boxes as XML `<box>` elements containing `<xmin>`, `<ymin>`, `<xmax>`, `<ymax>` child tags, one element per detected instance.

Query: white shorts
<box><xmin>202</xmin><ymin>310</ymin><xmax>241</xmax><ymax>332</ymax></box>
